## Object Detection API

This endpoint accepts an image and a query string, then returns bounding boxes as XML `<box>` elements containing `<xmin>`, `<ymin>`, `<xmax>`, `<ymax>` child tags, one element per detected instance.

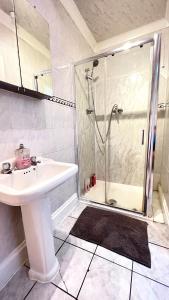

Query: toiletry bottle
<box><xmin>15</xmin><ymin>144</ymin><xmax>31</xmax><ymax>170</ymax></box>
<box><xmin>93</xmin><ymin>174</ymin><xmax>96</xmax><ymax>185</ymax></box>
<box><xmin>91</xmin><ymin>174</ymin><xmax>96</xmax><ymax>186</ymax></box>
<box><xmin>90</xmin><ymin>175</ymin><xmax>93</xmax><ymax>187</ymax></box>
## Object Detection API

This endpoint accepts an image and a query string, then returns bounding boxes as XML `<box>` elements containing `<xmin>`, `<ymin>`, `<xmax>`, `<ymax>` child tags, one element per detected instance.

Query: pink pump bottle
<box><xmin>15</xmin><ymin>144</ymin><xmax>31</xmax><ymax>170</ymax></box>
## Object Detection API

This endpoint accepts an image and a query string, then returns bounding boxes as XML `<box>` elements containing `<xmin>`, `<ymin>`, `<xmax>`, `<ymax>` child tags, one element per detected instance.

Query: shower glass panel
<box><xmin>75</xmin><ymin>57</ymin><xmax>106</xmax><ymax>200</ymax></box>
<box><xmin>105</xmin><ymin>45</ymin><xmax>152</xmax><ymax>212</ymax></box>
<box><xmin>75</xmin><ymin>42</ymin><xmax>152</xmax><ymax>213</ymax></box>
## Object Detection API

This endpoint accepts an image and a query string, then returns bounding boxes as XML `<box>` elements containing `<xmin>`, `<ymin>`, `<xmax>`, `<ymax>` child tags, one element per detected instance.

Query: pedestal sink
<box><xmin>0</xmin><ymin>157</ymin><xmax>78</xmax><ymax>283</ymax></box>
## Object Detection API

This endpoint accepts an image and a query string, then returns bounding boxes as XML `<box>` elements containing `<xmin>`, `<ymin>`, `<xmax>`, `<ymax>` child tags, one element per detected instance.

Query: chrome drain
<box><xmin>108</xmin><ymin>199</ymin><xmax>117</xmax><ymax>206</ymax></box>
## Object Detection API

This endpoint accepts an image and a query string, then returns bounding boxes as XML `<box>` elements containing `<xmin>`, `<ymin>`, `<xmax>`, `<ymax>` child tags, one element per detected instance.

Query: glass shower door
<box><xmin>75</xmin><ymin>57</ymin><xmax>107</xmax><ymax>203</ymax></box>
<box><xmin>105</xmin><ymin>44</ymin><xmax>152</xmax><ymax>212</ymax></box>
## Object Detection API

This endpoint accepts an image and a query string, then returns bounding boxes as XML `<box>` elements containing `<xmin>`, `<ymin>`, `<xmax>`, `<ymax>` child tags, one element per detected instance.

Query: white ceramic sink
<box><xmin>0</xmin><ymin>157</ymin><xmax>78</xmax><ymax>284</ymax></box>
<box><xmin>0</xmin><ymin>157</ymin><xmax>78</xmax><ymax>205</ymax></box>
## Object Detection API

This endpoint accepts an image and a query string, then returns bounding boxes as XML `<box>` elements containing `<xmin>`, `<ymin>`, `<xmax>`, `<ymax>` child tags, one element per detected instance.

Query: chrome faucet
<box><xmin>1</xmin><ymin>162</ymin><xmax>12</xmax><ymax>174</ymax></box>
<box><xmin>30</xmin><ymin>156</ymin><xmax>41</xmax><ymax>166</ymax></box>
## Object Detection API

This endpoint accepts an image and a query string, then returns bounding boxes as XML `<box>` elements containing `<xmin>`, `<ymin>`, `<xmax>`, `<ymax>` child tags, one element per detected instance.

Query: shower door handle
<box><xmin>141</xmin><ymin>130</ymin><xmax>145</xmax><ymax>145</ymax></box>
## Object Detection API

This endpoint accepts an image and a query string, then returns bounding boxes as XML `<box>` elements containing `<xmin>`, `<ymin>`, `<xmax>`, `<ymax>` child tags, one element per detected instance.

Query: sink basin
<box><xmin>0</xmin><ymin>157</ymin><xmax>78</xmax><ymax>205</ymax></box>
<box><xmin>0</xmin><ymin>157</ymin><xmax>78</xmax><ymax>283</ymax></box>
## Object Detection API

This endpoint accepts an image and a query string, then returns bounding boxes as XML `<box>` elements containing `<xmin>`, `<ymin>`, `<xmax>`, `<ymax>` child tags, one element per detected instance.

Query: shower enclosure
<box><xmin>74</xmin><ymin>34</ymin><xmax>161</xmax><ymax>216</ymax></box>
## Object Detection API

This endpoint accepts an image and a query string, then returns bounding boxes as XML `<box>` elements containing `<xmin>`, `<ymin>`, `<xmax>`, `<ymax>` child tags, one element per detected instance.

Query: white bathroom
<box><xmin>0</xmin><ymin>1</ymin><xmax>169</xmax><ymax>299</ymax></box>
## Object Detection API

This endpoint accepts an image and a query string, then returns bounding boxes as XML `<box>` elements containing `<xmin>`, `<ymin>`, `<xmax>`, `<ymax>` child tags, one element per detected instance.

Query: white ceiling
<box><xmin>0</xmin><ymin>0</ymin><xmax>13</xmax><ymax>14</ymax></box>
<box><xmin>74</xmin><ymin>0</ymin><xmax>167</xmax><ymax>42</ymax></box>
<box><xmin>0</xmin><ymin>0</ymin><xmax>49</xmax><ymax>49</ymax></box>
<box><xmin>15</xmin><ymin>0</ymin><xmax>50</xmax><ymax>48</ymax></box>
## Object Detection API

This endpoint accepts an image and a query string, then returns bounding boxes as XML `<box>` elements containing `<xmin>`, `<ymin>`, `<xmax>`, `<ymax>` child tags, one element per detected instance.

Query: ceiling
<box><xmin>0</xmin><ymin>0</ymin><xmax>49</xmax><ymax>48</ymax></box>
<box><xmin>74</xmin><ymin>0</ymin><xmax>167</xmax><ymax>42</ymax></box>
<box><xmin>0</xmin><ymin>0</ymin><xmax>13</xmax><ymax>14</ymax></box>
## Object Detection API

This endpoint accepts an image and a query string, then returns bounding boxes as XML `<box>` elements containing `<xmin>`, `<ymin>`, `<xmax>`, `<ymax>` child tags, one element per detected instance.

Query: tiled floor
<box><xmin>1</xmin><ymin>202</ymin><xmax>169</xmax><ymax>300</ymax></box>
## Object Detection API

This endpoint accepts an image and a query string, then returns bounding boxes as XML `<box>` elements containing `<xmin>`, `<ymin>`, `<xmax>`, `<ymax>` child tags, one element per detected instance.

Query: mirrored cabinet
<box><xmin>0</xmin><ymin>0</ymin><xmax>53</xmax><ymax>99</ymax></box>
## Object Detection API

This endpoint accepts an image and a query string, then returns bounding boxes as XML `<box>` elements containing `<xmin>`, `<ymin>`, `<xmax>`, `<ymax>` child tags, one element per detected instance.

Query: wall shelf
<box><xmin>0</xmin><ymin>80</ymin><xmax>76</xmax><ymax>108</ymax></box>
<box><xmin>0</xmin><ymin>80</ymin><xmax>50</xmax><ymax>100</ymax></box>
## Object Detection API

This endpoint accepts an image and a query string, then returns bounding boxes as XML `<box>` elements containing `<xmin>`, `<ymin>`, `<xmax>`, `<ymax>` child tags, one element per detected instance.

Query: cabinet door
<box><xmin>0</xmin><ymin>1</ymin><xmax>21</xmax><ymax>86</ymax></box>
<box><xmin>14</xmin><ymin>0</ymin><xmax>53</xmax><ymax>96</ymax></box>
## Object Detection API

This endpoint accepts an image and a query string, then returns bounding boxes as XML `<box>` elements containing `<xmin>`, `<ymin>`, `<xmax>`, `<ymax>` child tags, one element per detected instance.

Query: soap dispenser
<box><xmin>15</xmin><ymin>144</ymin><xmax>31</xmax><ymax>170</ymax></box>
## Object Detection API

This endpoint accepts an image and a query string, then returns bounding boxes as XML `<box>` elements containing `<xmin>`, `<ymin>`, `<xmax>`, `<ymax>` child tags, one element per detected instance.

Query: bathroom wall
<box><xmin>0</xmin><ymin>0</ymin><xmax>93</xmax><ymax>263</ymax></box>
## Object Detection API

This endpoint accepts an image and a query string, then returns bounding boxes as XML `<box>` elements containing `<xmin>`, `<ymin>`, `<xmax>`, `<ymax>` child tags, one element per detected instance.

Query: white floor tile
<box><xmin>53</xmin><ymin>217</ymin><xmax>76</xmax><ymax>240</ymax></box>
<box><xmin>26</xmin><ymin>282</ymin><xmax>74</xmax><ymax>300</ymax></box>
<box><xmin>54</xmin><ymin>238</ymin><xmax>64</xmax><ymax>253</ymax></box>
<box><xmin>0</xmin><ymin>266</ymin><xmax>35</xmax><ymax>300</ymax></box>
<box><xmin>96</xmin><ymin>246</ymin><xmax>132</xmax><ymax>270</ymax></box>
<box><xmin>131</xmin><ymin>273</ymin><xmax>169</xmax><ymax>300</ymax></box>
<box><xmin>66</xmin><ymin>235</ymin><xmax>97</xmax><ymax>253</ymax></box>
<box><xmin>78</xmin><ymin>255</ymin><xmax>131</xmax><ymax>300</ymax></box>
<box><xmin>148</xmin><ymin>221</ymin><xmax>169</xmax><ymax>248</ymax></box>
<box><xmin>53</xmin><ymin>243</ymin><xmax>93</xmax><ymax>297</ymax></box>
<box><xmin>133</xmin><ymin>243</ymin><xmax>169</xmax><ymax>286</ymax></box>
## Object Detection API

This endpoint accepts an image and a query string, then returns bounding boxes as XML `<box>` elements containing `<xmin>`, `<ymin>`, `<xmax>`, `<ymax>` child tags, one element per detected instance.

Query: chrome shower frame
<box><xmin>73</xmin><ymin>33</ymin><xmax>161</xmax><ymax>216</ymax></box>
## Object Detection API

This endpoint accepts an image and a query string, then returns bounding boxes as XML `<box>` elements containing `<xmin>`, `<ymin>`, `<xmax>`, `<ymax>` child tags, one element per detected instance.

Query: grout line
<box><xmin>68</xmin><ymin>216</ymin><xmax>78</xmax><ymax>220</ymax></box>
<box><xmin>76</xmin><ymin>246</ymin><xmax>98</xmax><ymax>299</ymax></box>
<box><xmin>55</xmin><ymin>239</ymin><xmax>67</xmax><ymax>255</ymax></box>
<box><xmin>51</xmin><ymin>282</ymin><xmax>77</xmax><ymax>299</ymax></box>
<box><xmin>55</xmin><ymin>240</ymin><xmax>65</xmax><ymax>255</ymax></box>
<box><xmin>59</xmin><ymin>235</ymin><xmax>132</xmax><ymax>272</ymax></box>
<box><xmin>53</xmin><ymin>234</ymin><xmax>68</xmax><ymax>242</ymax></box>
<box><xmin>148</xmin><ymin>241</ymin><xmax>169</xmax><ymax>250</ymax></box>
<box><xmin>65</xmin><ymin>238</ymin><xmax>97</xmax><ymax>255</ymax></box>
<box><xmin>64</xmin><ymin>234</ymin><xmax>133</xmax><ymax>271</ymax></box>
<box><xmin>129</xmin><ymin>261</ymin><xmax>133</xmax><ymax>300</ymax></box>
<box><xmin>53</xmin><ymin>226</ymin><xmax>169</xmax><ymax>292</ymax></box>
<box><xmin>94</xmin><ymin>253</ymin><xmax>132</xmax><ymax>272</ymax></box>
<box><xmin>132</xmin><ymin>269</ymin><xmax>169</xmax><ymax>289</ymax></box>
<box><xmin>23</xmin><ymin>281</ymin><xmax>37</xmax><ymax>300</ymax></box>
<box><xmin>53</xmin><ymin>235</ymin><xmax>65</xmax><ymax>242</ymax></box>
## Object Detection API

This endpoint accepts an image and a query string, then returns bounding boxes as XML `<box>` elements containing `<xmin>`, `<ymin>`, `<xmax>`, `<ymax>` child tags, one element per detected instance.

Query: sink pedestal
<box><xmin>21</xmin><ymin>197</ymin><xmax>59</xmax><ymax>283</ymax></box>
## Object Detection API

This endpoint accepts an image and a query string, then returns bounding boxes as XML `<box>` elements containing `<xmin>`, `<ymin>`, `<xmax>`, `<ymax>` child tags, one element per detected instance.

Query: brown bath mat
<box><xmin>70</xmin><ymin>206</ymin><xmax>151</xmax><ymax>268</ymax></box>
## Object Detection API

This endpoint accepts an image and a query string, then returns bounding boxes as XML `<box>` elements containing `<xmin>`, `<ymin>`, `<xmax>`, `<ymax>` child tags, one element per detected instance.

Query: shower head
<box><xmin>90</xmin><ymin>59</ymin><xmax>99</xmax><ymax>78</ymax></box>
<box><xmin>93</xmin><ymin>59</ymin><xmax>99</xmax><ymax>68</ymax></box>
<box><xmin>85</xmin><ymin>59</ymin><xmax>99</xmax><ymax>81</ymax></box>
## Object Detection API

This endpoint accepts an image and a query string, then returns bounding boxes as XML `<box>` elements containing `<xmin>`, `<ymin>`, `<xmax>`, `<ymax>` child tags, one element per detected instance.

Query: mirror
<box><xmin>0</xmin><ymin>0</ymin><xmax>21</xmax><ymax>86</ymax></box>
<box><xmin>14</xmin><ymin>0</ymin><xmax>53</xmax><ymax>96</ymax></box>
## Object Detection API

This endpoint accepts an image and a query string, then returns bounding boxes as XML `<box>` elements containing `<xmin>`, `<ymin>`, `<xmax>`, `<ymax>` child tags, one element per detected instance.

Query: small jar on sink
<box><xmin>15</xmin><ymin>144</ymin><xmax>31</xmax><ymax>170</ymax></box>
